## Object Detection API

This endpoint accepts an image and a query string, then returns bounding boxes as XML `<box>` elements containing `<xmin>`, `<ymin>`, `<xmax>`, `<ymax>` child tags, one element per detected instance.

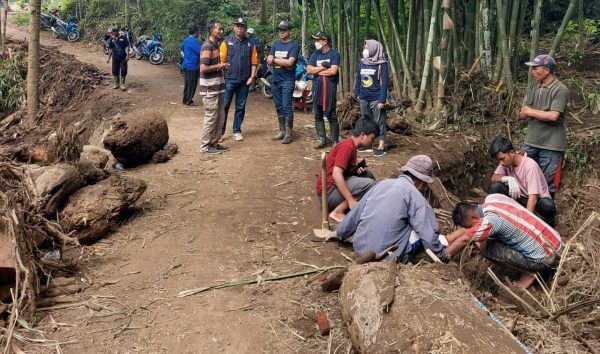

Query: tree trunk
<box><xmin>482</xmin><ymin>0</ymin><xmax>492</xmax><ymax>79</ymax></box>
<box><xmin>289</xmin><ymin>0</ymin><xmax>296</xmax><ymax>19</ymax></box>
<box><xmin>496</xmin><ymin>0</ymin><xmax>513</xmax><ymax>92</ymax></box>
<box><xmin>124</xmin><ymin>0</ymin><xmax>131</xmax><ymax>29</ymax></box>
<box><xmin>27</xmin><ymin>0</ymin><xmax>41</xmax><ymax>123</ymax></box>
<box><xmin>0</xmin><ymin>6</ymin><xmax>5</xmax><ymax>52</ymax></box>
<box><xmin>272</xmin><ymin>0</ymin><xmax>277</xmax><ymax>31</ymax></box>
<box><xmin>416</xmin><ymin>0</ymin><xmax>440</xmax><ymax>112</ymax></box>
<box><xmin>313</xmin><ymin>0</ymin><xmax>324</xmax><ymax>30</ymax></box>
<box><xmin>549</xmin><ymin>0</ymin><xmax>577</xmax><ymax>57</ymax></box>
<box><xmin>136</xmin><ymin>0</ymin><xmax>142</xmax><ymax>17</ymax></box>
<box><xmin>365</xmin><ymin>0</ymin><xmax>372</xmax><ymax>39</ymax></box>
<box><xmin>301</xmin><ymin>2</ymin><xmax>309</xmax><ymax>58</ymax></box>
<box><xmin>384</xmin><ymin>0</ymin><xmax>416</xmax><ymax>100</ymax></box>
<box><xmin>260</xmin><ymin>0</ymin><xmax>267</xmax><ymax>23</ymax></box>
<box><xmin>373</xmin><ymin>0</ymin><xmax>401</xmax><ymax>100</ymax></box>
<box><xmin>529</xmin><ymin>0</ymin><xmax>543</xmax><ymax>85</ymax></box>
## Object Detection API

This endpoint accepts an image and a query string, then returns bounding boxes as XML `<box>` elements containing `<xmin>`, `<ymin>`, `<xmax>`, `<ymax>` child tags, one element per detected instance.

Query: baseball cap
<box><xmin>399</xmin><ymin>155</ymin><xmax>434</xmax><ymax>184</ymax></box>
<box><xmin>247</xmin><ymin>27</ymin><xmax>255</xmax><ymax>35</ymax></box>
<box><xmin>525</xmin><ymin>54</ymin><xmax>556</xmax><ymax>71</ymax></box>
<box><xmin>312</xmin><ymin>31</ymin><xmax>331</xmax><ymax>43</ymax></box>
<box><xmin>234</xmin><ymin>17</ymin><xmax>247</xmax><ymax>26</ymax></box>
<box><xmin>277</xmin><ymin>20</ymin><xmax>292</xmax><ymax>31</ymax></box>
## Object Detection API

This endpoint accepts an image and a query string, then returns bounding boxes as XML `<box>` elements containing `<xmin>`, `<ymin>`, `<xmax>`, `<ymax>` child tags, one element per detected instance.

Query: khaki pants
<box><xmin>201</xmin><ymin>92</ymin><xmax>225</xmax><ymax>151</ymax></box>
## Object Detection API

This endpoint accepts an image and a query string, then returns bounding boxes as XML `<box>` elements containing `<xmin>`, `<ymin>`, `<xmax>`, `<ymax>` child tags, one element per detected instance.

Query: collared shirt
<box><xmin>466</xmin><ymin>194</ymin><xmax>562</xmax><ymax>261</ymax></box>
<box><xmin>337</xmin><ymin>175</ymin><xmax>448</xmax><ymax>263</ymax></box>
<box><xmin>199</xmin><ymin>39</ymin><xmax>224</xmax><ymax>95</ymax></box>
<box><xmin>493</xmin><ymin>151</ymin><xmax>551</xmax><ymax>198</ymax></box>
<box><xmin>180</xmin><ymin>35</ymin><xmax>201</xmax><ymax>70</ymax></box>
<box><xmin>523</xmin><ymin>78</ymin><xmax>569</xmax><ymax>151</ymax></box>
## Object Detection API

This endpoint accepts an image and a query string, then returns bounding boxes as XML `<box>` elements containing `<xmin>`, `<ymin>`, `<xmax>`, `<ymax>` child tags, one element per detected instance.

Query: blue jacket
<box><xmin>221</xmin><ymin>35</ymin><xmax>256</xmax><ymax>82</ymax></box>
<box><xmin>180</xmin><ymin>35</ymin><xmax>201</xmax><ymax>70</ymax></box>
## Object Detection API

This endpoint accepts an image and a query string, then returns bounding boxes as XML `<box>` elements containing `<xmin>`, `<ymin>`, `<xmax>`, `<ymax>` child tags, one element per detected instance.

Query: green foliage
<box><xmin>565</xmin><ymin>19</ymin><xmax>600</xmax><ymax>37</ymax></box>
<box><xmin>0</xmin><ymin>54</ymin><xmax>26</xmax><ymax>116</ymax></box>
<box><xmin>565</xmin><ymin>130</ymin><xmax>600</xmax><ymax>183</ymax></box>
<box><xmin>584</xmin><ymin>81</ymin><xmax>600</xmax><ymax>114</ymax></box>
<box><xmin>12</xmin><ymin>13</ymin><xmax>29</xmax><ymax>27</ymax></box>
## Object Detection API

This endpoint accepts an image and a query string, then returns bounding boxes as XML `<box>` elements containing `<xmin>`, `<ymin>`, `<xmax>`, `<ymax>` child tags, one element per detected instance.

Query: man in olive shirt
<box><xmin>520</xmin><ymin>54</ymin><xmax>569</xmax><ymax>196</ymax></box>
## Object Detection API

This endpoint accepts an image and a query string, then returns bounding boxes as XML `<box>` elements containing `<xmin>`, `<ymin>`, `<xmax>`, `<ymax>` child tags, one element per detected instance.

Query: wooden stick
<box><xmin>486</xmin><ymin>268</ymin><xmax>539</xmax><ymax>317</ymax></box>
<box><xmin>425</xmin><ymin>249</ymin><xmax>442</xmax><ymax>263</ymax></box>
<box><xmin>320</xmin><ymin>152</ymin><xmax>329</xmax><ymax>230</ymax></box>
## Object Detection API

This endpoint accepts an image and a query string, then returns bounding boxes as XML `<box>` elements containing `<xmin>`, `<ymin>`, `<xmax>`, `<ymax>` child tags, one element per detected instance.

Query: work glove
<box><xmin>501</xmin><ymin>176</ymin><xmax>520</xmax><ymax>199</ymax></box>
<box><xmin>321</xmin><ymin>61</ymin><xmax>331</xmax><ymax>69</ymax></box>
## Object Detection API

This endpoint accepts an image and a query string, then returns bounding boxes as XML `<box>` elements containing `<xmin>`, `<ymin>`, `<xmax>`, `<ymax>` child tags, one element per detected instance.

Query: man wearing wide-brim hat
<box><xmin>313</xmin><ymin>155</ymin><xmax>449</xmax><ymax>263</ymax></box>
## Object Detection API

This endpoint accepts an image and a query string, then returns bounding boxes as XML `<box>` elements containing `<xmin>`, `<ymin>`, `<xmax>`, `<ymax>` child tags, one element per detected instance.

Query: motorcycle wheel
<box><xmin>127</xmin><ymin>46</ymin><xmax>135</xmax><ymax>57</ymax></box>
<box><xmin>134</xmin><ymin>49</ymin><xmax>143</xmax><ymax>60</ymax></box>
<box><xmin>103</xmin><ymin>44</ymin><xmax>109</xmax><ymax>55</ymax></box>
<box><xmin>51</xmin><ymin>30</ymin><xmax>59</xmax><ymax>38</ymax></box>
<box><xmin>149</xmin><ymin>51</ymin><xmax>164</xmax><ymax>65</ymax></box>
<box><xmin>67</xmin><ymin>31</ymin><xmax>80</xmax><ymax>42</ymax></box>
<box><xmin>261</xmin><ymin>74</ymin><xmax>273</xmax><ymax>99</ymax></box>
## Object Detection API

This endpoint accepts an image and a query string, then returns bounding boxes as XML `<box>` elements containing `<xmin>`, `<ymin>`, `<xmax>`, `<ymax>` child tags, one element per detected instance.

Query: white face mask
<box><xmin>362</xmin><ymin>49</ymin><xmax>370</xmax><ymax>58</ymax></box>
<box><xmin>315</xmin><ymin>41</ymin><xmax>323</xmax><ymax>50</ymax></box>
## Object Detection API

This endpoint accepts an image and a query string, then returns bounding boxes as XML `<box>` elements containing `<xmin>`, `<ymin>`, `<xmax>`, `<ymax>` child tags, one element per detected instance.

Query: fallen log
<box><xmin>28</xmin><ymin>163</ymin><xmax>83</xmax><ymax>216</ymax></box>
<box><xmin>339</xmin><ymin>263</ymin><xmax>528</xmax><ymax>353</ymax></box>
<box><xmin>58</xmin><ymin>175</ymin><xmax>147</xmax><ymax>244</ymax></box>
<box><xmin>103</xmin><ymin>113</ymin><xmax>169</xmax><ymax>167</ymax></box>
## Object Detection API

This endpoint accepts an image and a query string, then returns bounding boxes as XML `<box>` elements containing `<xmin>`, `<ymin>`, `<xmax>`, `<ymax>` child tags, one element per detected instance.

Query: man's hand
<box><xmin>356</xmin><ymin>167</ymin><xmax>366</xmax><ymax>175</ymax></box>
<box><xmin>267</xmin><ymin>55</ymin><xmax>274</xmax><ymax>65</ymax></box>
<box><xmin>348</xmin><ymin>198</ymin><xmax>358</xmax><ymax>209</ymax></box>
<box><xmin>220</xmin><ymin>63</ymin><xmax>230</xmax><ymax>70</ymax></box>
<box><xmin>519</xmin><ymin>106</ymin><xmax>531</xmax><ymax>120</ymax></box>
<box><xmin>501</xmin><ymin>176</ymin><xmax>520</xmax><ymax>199</ymax></box>
<box><xmin>246</xmin><ymin>76</ymin><xmax>256</xmax><ymax>86</ymax></box>
<box><xmin>377</xmin><ymin>103</ymin><xmax>385</xmax><ymax>110</ymax></box>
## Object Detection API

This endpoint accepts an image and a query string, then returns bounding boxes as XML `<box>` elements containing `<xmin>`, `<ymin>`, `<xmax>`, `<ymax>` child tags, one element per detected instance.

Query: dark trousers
<box><xmin>522</xmin><ymin>144</ymin><xmax>563</xmax><ymax>195</ymax></box>
<box><xmin>182</xmin><ymin>69</ymin><xmax>199</xmax><ymax>105</ymax></box>
<box><xmin>490</xmin><ymin>182</ymin><xmax>556</xmax><ymax>222</ymax></box>
<box><xmin>111</xmin><ymin>58</ymin><xmax>128</xmax><ymax>77</ymax></box>
<box><xmin>222</xmin><ymin>80</ymin><xmax>250</xmax><ymax>134</ymax></box>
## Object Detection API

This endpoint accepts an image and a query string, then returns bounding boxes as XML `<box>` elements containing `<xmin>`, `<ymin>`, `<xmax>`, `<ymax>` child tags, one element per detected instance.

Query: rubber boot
<box><xmin>281</xmin><ymin>119</ymin><xmax>293</xmax><ymax>144</ymax></box>
<box><xmin>271</xmin><ymin>117</ymin><xmax>285</xmax><ymax>141</ymax></box>
<box><xmin>330</xmin><ymin>121</ymin><xmax>340</xmax><ymax>146</ymax></box>
<box><xmin>112</xmin><ymin>76</ymin><xmax>120</xmax><ymax>89</ymax></box>
<box><xmin>313</xmin><ymin>120</ymin><xmax>327</xmax><ymax>149</ymax></box>
<box><xmin>120</xmin><ymin>76</ymin><xmax>127</xmax><ymax>91</ymax></box>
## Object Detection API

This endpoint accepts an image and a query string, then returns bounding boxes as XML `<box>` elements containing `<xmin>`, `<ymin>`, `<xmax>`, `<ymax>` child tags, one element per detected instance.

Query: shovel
<box><xmin>313</xmin><ymin>152</ymin><xmax>332</xmax><ymax>240</ymax></box>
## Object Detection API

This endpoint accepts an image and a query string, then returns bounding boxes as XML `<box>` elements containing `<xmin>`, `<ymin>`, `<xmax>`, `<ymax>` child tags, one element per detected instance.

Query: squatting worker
<box><xmin>355</xmin><ymin>39</ymin><xmax>389</xmax><ymax>157</ymax></box>
<box><xmin>180</xmin><ymin>24</ymin><xmax>201</xmax><ymax>106</ymax></box>
<box><xmin>268</xmin><ymin>20</ymin><xmax>300</xmax><ymax>144</ymax></box>
<box><xmin>307</xmin><ymin>31</ymin><xmax>341</xmax><ymax>149</ymax></box>
<box><xmin>219</xmin><ymin>17</ymin><xmax>258</xmax><ymax>142</ymax></box>
<box><xmin>199</xmin><ymin>20</ymin><xmax>230</xmax><ymax>155</ymax></box>
<box><xmin>106</xmin><ymin>27</ymin><xmax>130</xmax><ymax>91</ymax></box>
<box><xmin>520</xmin><ymin>54</ymin><xmax>569</xmax><ymax>197</ymax></box>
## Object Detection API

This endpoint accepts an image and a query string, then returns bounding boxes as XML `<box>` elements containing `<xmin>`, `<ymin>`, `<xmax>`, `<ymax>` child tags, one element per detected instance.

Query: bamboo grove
<box><xmin>309</xmin><ymin>0</ymin><xmax>579</xmax><ymax>114</ymax></box>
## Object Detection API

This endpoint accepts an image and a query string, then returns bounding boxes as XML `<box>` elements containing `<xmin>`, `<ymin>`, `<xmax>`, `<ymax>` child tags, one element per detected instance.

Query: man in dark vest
<box><xmin>219</xmin><ymin>17</ymin><xmax>258</xmax><ymax>142</ymax></box>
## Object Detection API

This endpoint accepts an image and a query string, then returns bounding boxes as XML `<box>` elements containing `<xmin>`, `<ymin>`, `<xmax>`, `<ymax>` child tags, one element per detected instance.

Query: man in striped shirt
<box><xmin>447</xmin><ymin>193</ymin><xmax>562</xmax><ymax>288</ymax></box>
<box><xmin>199</xmin><ymin>20</ymin><xmax>229</xmax><ymax>154</ymax></box>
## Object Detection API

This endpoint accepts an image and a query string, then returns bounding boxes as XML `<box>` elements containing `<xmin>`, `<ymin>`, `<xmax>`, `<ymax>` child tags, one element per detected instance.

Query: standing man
<box><xmin>268</xmin><ymin>20</ymin><xmax>300</xmax><ymax>144</ymax></box>
<box><xmin>199</xmin><ymin>20</ymin><xmax>229</xmax><ymax>154</ymax></box>
<box><xmin>180</xmin><ymin>24</ymin><xmax>201</xmax><ymax>106</ymax></box>
<box><xmin>219</xmin><ymin>17</ymin><xmax>259</xmax><ymax>142</ymax></box>
<box><xmin>106</xmin><ymin>27</ymin><xmax>130</xmax><ymax>91</ymax></box>
<box><xmin>246</xmin><ymin>27</ymin><xmax>259</xmax><ymax>51</ymax></box>
<box><xmin>307</xmin><ymin>31</ymin><xmax>341</xmax><ymax>149</ymax></box>
<box><xmin>520</xmin><ymin>54</ymin><xmax>569</xmax><ymax>197</ymax></box>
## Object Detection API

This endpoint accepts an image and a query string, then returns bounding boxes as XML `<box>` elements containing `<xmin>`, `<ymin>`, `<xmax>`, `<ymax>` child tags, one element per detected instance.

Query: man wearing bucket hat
<box><xmin>307</xmin><ymin>31</ymin><xmax>341</xmax><ymax>149</ymax></box>
<box><xmin>313</xmin><ymin>155</ymin><xmax>450</xmax><ymax>263</ymax></box>
<box><xmin>520</xmin><ymin>54</ymin><xmax>569</xmax><ymax>197</ymax></box>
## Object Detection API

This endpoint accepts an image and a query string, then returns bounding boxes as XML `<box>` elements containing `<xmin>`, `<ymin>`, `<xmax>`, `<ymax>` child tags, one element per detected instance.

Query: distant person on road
<box><xmin>180</xmin><ymin>24</ymin><xmax>201</xmax><ymax>106</ymax></box>
<box><xmin>488</xmin><ymin>136</ymin><xmax>556</xmax><ymax>224</ymax></box>
<box><xmin>219</xmin><ymin>17</ymin><xmax>258</xmax><ymax>142</ymax></box>
<box><xmin>448</xmin><ymin>194</ymin><xmax>563</xmax><ymax>289</ymax></box>
<box><xmin>355</xmin><ymin>39</ymin><xmax>389</xmax><ymax>157</ymax></box>
<box><xmin>316</xmin><ymin>117</ymin><xmax>379</xmax><ymax>223</ymax></box>
<box><xmin>106</xmin><ymin>27</ymin><xmax>130</xmax><ymax>91</ymax></box>
<box><xmin>307</xmin><ymin>31</ymin><xmax>341</xmax><ymax>149</ymax></box>
<box><xmin>268</xmin><ymin>20</ymin><xmax>300</xmax><ymax>144</ymax></box>
<box><xmin>520</xmin><ymin>54</ymin><xmax>569</xmax><ymax>197</ymax></box>
<box><xmin>199</xmin><ymin>20</ymin><xmax>229</xmax><ymax>155</ymax></box>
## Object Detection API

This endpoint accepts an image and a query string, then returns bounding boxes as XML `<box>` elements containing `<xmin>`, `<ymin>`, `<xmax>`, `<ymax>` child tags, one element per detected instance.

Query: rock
<box><xmin>28</xmin><ymin>164</ymin><xmax>83</xmax><ymax>216</ymax></box>
<box><xmin>80</xmin><ymin>145</ymin><xmax>109</xmax><ymax>169</ymax></box>
<box><xmin>339</xmin><ymin>263</ymin><xmax>525</xmax><ymax>353</ymax></box>
<box><xmin>387</xmin><ymin>115</ymin><xmax>412</xmax><ymax>135</ymax></box>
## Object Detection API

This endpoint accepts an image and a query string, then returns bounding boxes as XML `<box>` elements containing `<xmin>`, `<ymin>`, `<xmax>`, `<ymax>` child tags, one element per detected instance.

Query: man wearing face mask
<box><xmin>355</xmin><ymin>40</ymin><xmax>389</xmax><ymax>157</ymax></box>
<box><xmin>307</xmin><ymin>31</ymin><xmax>341</xmax><ymax>149</ymax></box>
<box><xmin>312</xmin><ymin>155</ymin><xmax>449</xmax><ymax>263</ymax></box>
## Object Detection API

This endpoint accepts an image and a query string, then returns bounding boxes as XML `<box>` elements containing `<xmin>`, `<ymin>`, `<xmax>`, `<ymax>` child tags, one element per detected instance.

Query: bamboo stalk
<box><xmin>549</xmin><ymin>0</ymin><xmax>577</xmax><ymax>57</ymax></box>
<box><xmin>416</xmin><ymin>0</ymin><xmax>441</xmax><ymax>112</ymax></box>
<box><xmin>373</xmin><ymin>0</ymin><xmax>402</xmax><ymax>99</ymax></box>
<box><xmin>496</xmin><ymin>0</ymin><xmax>513</xmax><ymax>92</ymax></box>
<box><xmin>482</xmin><ymin>0</ymin><xmax>492</xmax><ymax>79</ymax></box>
<box><xmin>384</xmin><ymin>0</ymin><xmax>416</xmax><ymax>99</ymax></box>
<box><xmin>529</xmin><ymin>0</ymin><xmax>543</xmax><ymax>85</ymax></box>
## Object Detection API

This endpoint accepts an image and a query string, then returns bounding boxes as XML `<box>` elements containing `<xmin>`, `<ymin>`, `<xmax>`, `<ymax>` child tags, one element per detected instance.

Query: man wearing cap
<box><xmin>246</xmin><ymin>28</ymin><xmax>259</xmax><ymax>51</ymax></box>
<box><xmin>307</xmin><ymin>31</ymin><xmax>341</xmax><ymax>149</ymax></box>
<box><xmin>520</xmin><ymin>54</ymin><xmax>569</xmax><ymax>197</ymax></box>
<box><xmin>313</xmin><ymin>155</ymin><xmax>450</xmax><ymax>263</ymax></box>
<box><xmin>180</xmin><ymin>24</ymin><xmax>201</xmax><ymax>106</ymax></box>
<box><xmin>268</xmin><ymin>20</ymin><xmax>300</xmax><ymax>144</ymax></box>
<box><xmin>220</xmin><ymin>17</ymin><xmax>259</xmax><ymax>142</ymax></box>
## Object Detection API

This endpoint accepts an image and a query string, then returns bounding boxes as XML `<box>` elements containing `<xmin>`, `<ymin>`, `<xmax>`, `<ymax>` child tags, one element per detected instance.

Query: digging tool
<box><xmin>313</xmin><ymin>152</ymin><xmax>331</xmax><ymax>240</ymax></box>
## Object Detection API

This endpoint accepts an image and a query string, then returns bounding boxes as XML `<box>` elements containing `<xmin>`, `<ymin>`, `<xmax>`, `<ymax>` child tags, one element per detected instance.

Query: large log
<box><xmin>339</xmin><ymin>263</ymin><xmax>525</xmax><ymax>353</ymax></box>
<box><xmin>58</xmin><ymin>175</ymin><xmax>146</xmax><ymax>244</ymax></box>
<box><xmin>103</xmin><ymin>113</ymin><xmax>169</xmax><ymax>167</ymax></box>
<box><xmin>28</xmin><ymin>163</ymin><xmax>83</xmax><ymax>216</ymax></box>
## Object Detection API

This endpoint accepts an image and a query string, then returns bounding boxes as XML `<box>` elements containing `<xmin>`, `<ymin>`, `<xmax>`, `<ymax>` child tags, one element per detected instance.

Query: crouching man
<box><xmin>448</xmin><ymin>193</ymin><xmax>563</xmax><ymax>288</ymax></box>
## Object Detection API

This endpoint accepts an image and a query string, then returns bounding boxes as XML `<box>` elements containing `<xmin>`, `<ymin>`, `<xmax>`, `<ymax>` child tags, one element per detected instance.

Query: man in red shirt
<box><xmin>316</xmin><ymin>117</ymin><xmax>380</xmax><ymax>222</ymax></box>
<box><xmin>488</xmin><ymin>136</ymin><xmax>556</xmax><ymax>223</ymax></box>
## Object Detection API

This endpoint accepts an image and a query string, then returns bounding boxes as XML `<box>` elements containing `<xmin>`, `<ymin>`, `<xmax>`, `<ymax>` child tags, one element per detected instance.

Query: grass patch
<box><xmin>12</xmin><ymin>13</ymin><xmax>29</xmax><ymax>27</ymax></box>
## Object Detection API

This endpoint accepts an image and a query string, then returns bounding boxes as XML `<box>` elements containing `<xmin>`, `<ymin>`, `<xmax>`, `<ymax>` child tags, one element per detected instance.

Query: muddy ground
<box><xmin>5</xmin><ymin>21</ymin><xmax>600</xmax><ymax>353</ymax></box>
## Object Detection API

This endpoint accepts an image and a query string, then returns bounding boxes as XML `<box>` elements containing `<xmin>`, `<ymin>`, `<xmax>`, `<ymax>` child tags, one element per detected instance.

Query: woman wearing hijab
<box><xmin>354</xmin><ymin>39</ymin><xmax>389</xmax><ymax>157</ymax></box>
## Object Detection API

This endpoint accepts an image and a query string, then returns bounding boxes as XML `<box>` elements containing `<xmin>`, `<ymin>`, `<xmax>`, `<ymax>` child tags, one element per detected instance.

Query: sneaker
<box><xmin>358</xmin><ymin>147</ymin><xmax>373</xmax><ymax>153</ymax></box>
<box><xmin>202</xmin><ymin>146</ymin><xmax>222</xmax><ymax>154</ymax></box>
<box><xmin>233</xmin><ymin>133</ymin><xmax>244</xmax><ymax>141</ymax></box>
<box><xmin>374</xmin><ymin>148</ymin><xmax>386</xmax><ymax>157</ymax></box>
<box><xmin>216</xmin><ymin>144</ymin><xmax>229</xmax><ymax>151</ymax></box>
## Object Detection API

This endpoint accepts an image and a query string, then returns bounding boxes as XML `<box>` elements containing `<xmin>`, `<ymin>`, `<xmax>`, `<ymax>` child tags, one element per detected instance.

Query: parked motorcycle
<box><xmin>133</xmin><ymin>34</ymin><xmax>165</xmax><ymax>65</ymax></box>
<box><xmin>293</xmin><ymin>55</ymin><xmax>313</xmax><ymax>104</ymax></box>
<box><xmin>50</xmin><ymin>16</ymin><xmax>80</xmax><ymax>42</ymax></box>
<box><xmin>255</xmin><ymin>46</ymin><xmax>273</xmax><ymax>99</ymax></box>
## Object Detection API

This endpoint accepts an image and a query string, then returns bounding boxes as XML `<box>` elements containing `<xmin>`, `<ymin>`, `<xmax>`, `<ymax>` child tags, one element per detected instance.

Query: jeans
<box><xmin>222</xmin><ymin>80</ymin><xmax>249</xmax><ymax>134</ymax></box>
<box><xmin>272</xmin><ymin>80</ymin><xmax>295</xmax><ymax>123</ymax></box>
<box><xmin>490</xmin><ymin>182</ymin><xmax>556</xmax><ymax>223</ymax></box>
<box><xmin>521</xmin><ymin>144</ymin><xmax>563</xmax><ymax>195</ymax></box>
<box><xmin>360</xmin><ymin>99</ymin><xmax>387</xmax><ymax>141</ymax></box>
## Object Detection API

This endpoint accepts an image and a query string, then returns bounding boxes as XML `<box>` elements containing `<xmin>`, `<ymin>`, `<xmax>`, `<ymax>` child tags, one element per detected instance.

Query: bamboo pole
<box><xmin>507</xmin><ymin>0</ymin><xmax>519</xmax><ymax>61</ymax></box>
<box><xmin>365</xmin><ymin>0</ymin><xmax>372</xmax><ymax>39</ymax></box>
<box><xmin>481</xmin><ymin>0</ymin><xmax>492</xmax><ymax>79</ymax></box>
<box><xmin>383</xmin><ymin>0</ymin><xmax>416</xmax><ymax>99</ymax></box>
<box><xmin>416</xmin><ymin>0</ymin><xmax>441</xmax><ymax>112</ymax></box>
<box><xmin>437</xmin><ymin>0</ymin><xmax>452</xmax><ymax>110</ymax></box>
<box><xmin>550</xmin><ymin>0</ymin><xmax>577</xmax><ymax>57</ymax></box>
<box><xmin>529</xmin><ymin>0</ymin><xmax>543</xmax><ymax>85</ymax></box>
<box><xmin>313</xmin><ymin>0</ymin><xmax>324</xmax><ymax>30</ymax></box>
<box><xmin>496</xmin><ymin>0</ymin><xmax>513</xmax><ymax>92</ymax></box>
<box><xmin>27</xmin><ymin>0</ymin><xmax>41</xmax><ymax>122</ymax></box>
<box><xmin>373</xmin><ymin>0</ymin><xmax>402</xmax><ymax>100</ymax></box>
<box><xmin>406</xmin><ymin>0</ymin><xmax>417</xmax><ymax>72</ymax></box>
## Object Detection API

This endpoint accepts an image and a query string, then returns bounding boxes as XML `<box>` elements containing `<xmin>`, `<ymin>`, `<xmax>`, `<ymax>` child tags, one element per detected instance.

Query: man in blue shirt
<box><xmin>246</xmin><ymin>28</ymin><xmax>260</xmax><ymax>51</ymax></box>
<box><xmin>106</xmin><ymin>27</ymin><xmax>130</xmax><ymax>91</ymax></box>
<box><xmin>307</xmin><ymin>31</ymin><xmax>341</xmax><ymax>149</ymax></box>
<box><xmin>180</xmin><ymin>25</ymin><xmax>201</xmax><ymax>106</ymax></box>
<box><xmin>268</xmin><ymin>20</ymin><xmax>300</xmax><ymax>144</ymax></box>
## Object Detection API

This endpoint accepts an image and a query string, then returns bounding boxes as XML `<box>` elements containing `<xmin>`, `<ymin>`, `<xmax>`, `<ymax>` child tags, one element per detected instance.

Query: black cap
<box><xmin>277</xmin><ymin>20</ymin><xmax>292</xmax><ymax>31</ymax></box>
<box><xmin>234</xmin><ymin>17</ymin><xmax>247</xmax><ymax>26</ymax></box>
<box><xmin>525</xmin><ymin>54</ymin><xmax>556</xmax><ymax>71</ymax></box>
<box><xmin>312</xmin><ymin>31</ymin><xmax>331</xmax><ymax>43</ymax></box>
